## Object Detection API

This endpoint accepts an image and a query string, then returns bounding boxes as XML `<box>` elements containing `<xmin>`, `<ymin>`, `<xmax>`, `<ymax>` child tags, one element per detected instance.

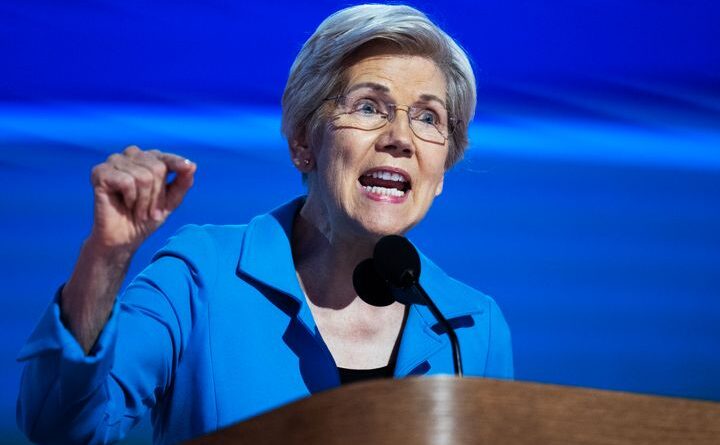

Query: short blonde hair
<box><xmin>281</xmin><ymin>4</ymin><xmax>476</xmax><ymax>169</ymax></box>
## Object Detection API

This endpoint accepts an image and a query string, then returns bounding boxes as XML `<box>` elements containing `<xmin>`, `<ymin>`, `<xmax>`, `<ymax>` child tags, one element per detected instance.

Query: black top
<box><xmin>338</xmin><ymin>364</ymin><xmax>394</xmax><ymax>385</ymax></box>
<box><xmin>336</xmin><ymin>306</ymin><xmax>409</xmax><ymax>385</ymax></box>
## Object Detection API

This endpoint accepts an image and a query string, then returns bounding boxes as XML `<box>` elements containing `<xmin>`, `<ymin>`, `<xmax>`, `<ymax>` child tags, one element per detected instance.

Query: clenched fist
<box><xmin>61</xmin><ymin>145</ymin><xmax>196</xmax><ymax>353</ymax></box>
<box><xmin>89</xmin><ymin>145</ymin><xmax>196</xmax><ymax>254</ymax></box>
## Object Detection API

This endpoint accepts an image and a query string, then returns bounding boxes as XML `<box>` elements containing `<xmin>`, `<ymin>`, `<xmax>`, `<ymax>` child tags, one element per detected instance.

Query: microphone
<box><xmin>352</xmin><ymin>258</ymin><xmax>395</xmax><ymax>307</ymax></box>
<box><xmin>352</xmin><ymin>235</ymin><xmax>464</xmax><ymax>377</ymax></box>
<box><xmin>353</xmin><ymin>257</ymin><xmax>424</xmax><ymax>306</ymax></box>
<box><xmin>372</xmin><ymin>235</ymin><xmax>420</xmax><ymax>287</ymax></box>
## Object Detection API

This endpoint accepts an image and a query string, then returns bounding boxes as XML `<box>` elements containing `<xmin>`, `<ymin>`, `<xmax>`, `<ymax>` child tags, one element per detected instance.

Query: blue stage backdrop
<box><xmin>1</xmin><ymin>1</ymin><xmax>719</xmax><ymax>443</ymax></box>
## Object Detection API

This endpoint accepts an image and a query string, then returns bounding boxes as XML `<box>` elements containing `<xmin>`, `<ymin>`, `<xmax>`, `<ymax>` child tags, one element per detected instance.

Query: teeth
<box><xmin>363</xmin><ymin>185</ymin><xmax>406</xmax><ymax>197</ymax></box>
<box><xmin>366</xmin><ymin>170</ymin><xmax>407</xmax><ymax>182</ymax></box>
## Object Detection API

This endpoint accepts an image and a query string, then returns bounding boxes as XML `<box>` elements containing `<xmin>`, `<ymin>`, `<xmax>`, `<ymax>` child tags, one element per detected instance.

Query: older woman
<box><xmin>17</xmin><ymin>4</ymin><xmax>512</xmax><ymax>444</ymax></box>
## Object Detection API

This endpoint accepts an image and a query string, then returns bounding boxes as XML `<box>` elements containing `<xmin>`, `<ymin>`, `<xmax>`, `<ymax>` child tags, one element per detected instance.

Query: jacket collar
<box><xmin>236</xmin><ymin>196</ymin><xmax>483</xmax><ymax>373</ymax></box>
<box><xmin>393</xmin><ymin>255</ymin><xmax>485</xmax><ymax>376</ymax></box>
<box><xmin>236</xmin><ymin>196</ymin><xmax>317</xmax><ymax>331</ymax></box>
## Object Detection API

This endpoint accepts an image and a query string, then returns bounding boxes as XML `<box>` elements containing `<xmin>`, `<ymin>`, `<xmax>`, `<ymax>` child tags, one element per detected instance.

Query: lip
<box><xmin>357</xmin><ymin>181</ymin><xmax>410</xmax><ymax>203</ymax></box>
<box><xmin>361</xmin><ymin>166</ymin><xmax>412</xmax><ymax>184</ymax></box>
<box><xmin>357</xmin><ymin>165</ymin><xmax>412</xmax><ymax>204</ymax></box>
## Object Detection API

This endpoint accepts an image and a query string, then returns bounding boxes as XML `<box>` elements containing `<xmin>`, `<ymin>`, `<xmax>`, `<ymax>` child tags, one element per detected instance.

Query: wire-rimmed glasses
<box><xmin>326</xmin><ymin>89</ymin><xmax>456</xmax><ymax>145</ymax></box>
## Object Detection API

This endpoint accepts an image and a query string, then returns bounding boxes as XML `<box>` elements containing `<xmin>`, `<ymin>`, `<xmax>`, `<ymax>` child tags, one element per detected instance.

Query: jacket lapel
<box><xmin>395</xmin><ymin>252</ymin><xmax>484</xmax><ymax>377</ymax></box>
<box><xmin>236</xmin><ymin>197</ymin><xmax>484</xmax><ymax>378</ymax></box>
<box><xmin>235</xmin><ymin>197</ymin><xmax>318</xmax><ymax>332</ymax></box>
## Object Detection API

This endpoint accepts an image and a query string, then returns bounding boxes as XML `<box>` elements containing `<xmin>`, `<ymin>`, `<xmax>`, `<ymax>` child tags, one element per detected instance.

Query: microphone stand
<box><xmin>370</xmin><ymin>235</ymin><xmax>465</xmax><ymax>378</ymax></box>
<box><xmin>395</xmin><ymin>281</ymin><xmax>464</xmax><ymax>377</ymax></box>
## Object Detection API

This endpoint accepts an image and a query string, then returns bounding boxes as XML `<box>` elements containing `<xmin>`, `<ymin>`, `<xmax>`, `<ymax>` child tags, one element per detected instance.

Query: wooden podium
<box><xmin>187</xmin><ymin>377</ymin><xmax>720</xmax><ymax>444</ymax></box>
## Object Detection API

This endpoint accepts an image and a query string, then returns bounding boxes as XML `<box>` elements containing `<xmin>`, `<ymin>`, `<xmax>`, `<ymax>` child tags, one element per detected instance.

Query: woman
<box><xmin>17</xmin><ymin>4</ymin><xmax>513</xmax><ymax>444</ymax></box>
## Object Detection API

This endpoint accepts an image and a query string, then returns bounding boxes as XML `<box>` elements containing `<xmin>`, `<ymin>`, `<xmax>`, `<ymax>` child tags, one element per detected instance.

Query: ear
<box><xmin>434</xmin><ymin>175</ymin><xmax>444</xmax><ymax>197</ymax></box>
<box><xmin>289</xmin><ymin>131</ymin><xmax>314</xmax><ymax>173</ymax></box>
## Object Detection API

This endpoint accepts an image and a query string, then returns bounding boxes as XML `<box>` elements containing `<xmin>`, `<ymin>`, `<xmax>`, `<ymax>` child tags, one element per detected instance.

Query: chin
<box><xmin>352</xmin><ymin>211</ymin><xmax>416</xmax><ymax>238</ymax></box>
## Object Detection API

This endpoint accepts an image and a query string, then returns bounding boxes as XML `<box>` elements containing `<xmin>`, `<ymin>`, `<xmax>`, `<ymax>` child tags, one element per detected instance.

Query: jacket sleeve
<box><xmin>484</xmin><ymin>298</ymin><xmax>514</xmax><ymax>379</ymax></box>
<box><xmin>16</xmin><ymin>225</ymin><xmax>213</xmax><ymax>444</ymax></box>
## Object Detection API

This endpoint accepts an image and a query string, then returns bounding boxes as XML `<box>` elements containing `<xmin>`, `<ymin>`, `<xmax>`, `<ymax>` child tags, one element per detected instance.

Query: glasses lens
<box><xmin>409</xmin><ymin>119</ymin><xmax>447</xmax><ymax>144</ymax></box>
<box><xmin>333</xmin><ymin>113</ymin><xmax>387</xmax><ymax>131</ymax></box>
<box><xmin>331</xmin><ymin>92</ymin><xmax>388</xmax><ymax>130</ymax></box>
<box><xmin>331</xmin><ymin>91</ymin><xmax>450</xmax><ymax>144</ymax></box>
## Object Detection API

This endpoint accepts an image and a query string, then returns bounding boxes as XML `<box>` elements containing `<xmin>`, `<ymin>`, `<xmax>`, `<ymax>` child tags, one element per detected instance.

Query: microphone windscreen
<box><xmin>373</xmin><ymin>235</ymin><xmax>421</xmax><ymax>288</ymax></box>
<box><xmin>352</xmin><ymin>258</ymin><xmax>396</xmax><ymax>307</ymax></box>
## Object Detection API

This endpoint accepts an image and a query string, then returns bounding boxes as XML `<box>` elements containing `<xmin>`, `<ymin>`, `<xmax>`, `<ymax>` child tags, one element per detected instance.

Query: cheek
<box><xmin>423</xmin><ymin>153</ymin><xmax>447</xmax><ymax>187</ymax></box>
<box><xmin>323</xmin><ymin>146</ymin><xmax>353</xmax><ymax>188</ymax></box>
<box><xmin>322</xmin><ymin>131</ymin><xmax>372</xmax><ymax>181</ymax></box>
<box><xmin>312</xmin><ymin>139</ymin><xmax>354</xmax><ymax>202</ymax></box>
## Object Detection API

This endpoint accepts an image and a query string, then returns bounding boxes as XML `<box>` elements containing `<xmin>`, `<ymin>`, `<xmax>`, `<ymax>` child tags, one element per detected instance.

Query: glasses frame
<box><xmin>323</xmin><ymin>95</ymin><xmax>458</xmax><ymax>145</ymax></box>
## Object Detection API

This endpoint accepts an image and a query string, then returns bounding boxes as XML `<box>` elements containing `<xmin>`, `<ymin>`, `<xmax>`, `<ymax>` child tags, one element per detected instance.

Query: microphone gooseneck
<box><xmin>372</xmin><ymin>235</ymin><xmax>464</xmax><ymax>377</ymax></box>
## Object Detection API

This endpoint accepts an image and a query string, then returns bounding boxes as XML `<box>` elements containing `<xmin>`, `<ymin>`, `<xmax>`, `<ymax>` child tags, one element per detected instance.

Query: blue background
<box><xmin>2</xmin><ymin>1</ymin><xmax>719</xmax><ymax>443</ymax></box>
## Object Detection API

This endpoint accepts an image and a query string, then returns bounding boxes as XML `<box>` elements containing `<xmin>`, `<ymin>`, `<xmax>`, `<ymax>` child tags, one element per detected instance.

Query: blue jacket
<box><xmin>17</xmin><ymin>197</ymin><xmax>513</xmax><ymax>444</ymax></box>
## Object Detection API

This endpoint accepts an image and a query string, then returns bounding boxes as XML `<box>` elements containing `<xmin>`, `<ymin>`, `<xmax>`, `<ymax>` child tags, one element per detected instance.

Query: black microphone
<box><xmin>353</xmin><ymin>257</ymin><xmax>425</xmax><ymax>306</ymax></box>
<box><xmin>373</xmin><ymin>235</ymin><xmax>464</xmax><ymax>377</ymax></box>
<box><xmin>352</xmin><ymin>258</ymin><xmax>395</xmax><ymax>307</ymax></box>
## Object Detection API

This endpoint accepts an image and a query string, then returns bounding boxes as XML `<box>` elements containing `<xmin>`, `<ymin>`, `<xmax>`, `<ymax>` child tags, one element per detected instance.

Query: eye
<box><xmin>413</xmin><ymin>109</ymin><xmax>440</xmax><ymax>125</ymax></box>
<box><xmin>353</xmin><ymin>99</ymin><xmax>380</xmax><ymax>115</ymax></box>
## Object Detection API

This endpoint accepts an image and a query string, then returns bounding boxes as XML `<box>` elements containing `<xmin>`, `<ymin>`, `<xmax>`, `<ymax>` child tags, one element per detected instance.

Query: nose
<box><xmin>377</xmin><ymin>106</ymin><xmax>415</xmax><ymax>157</ymax></box>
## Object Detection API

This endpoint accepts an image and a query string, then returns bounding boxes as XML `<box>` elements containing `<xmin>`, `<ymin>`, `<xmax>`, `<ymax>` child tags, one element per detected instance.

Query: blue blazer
<box><xmin>17</xmin><ymin>197</ymin><xmax>513</xmax><ymax>444</ymax></box>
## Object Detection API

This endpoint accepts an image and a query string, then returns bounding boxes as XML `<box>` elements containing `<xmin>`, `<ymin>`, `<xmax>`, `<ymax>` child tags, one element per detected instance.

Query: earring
<box><xmin>304</xmin><ymin>159</ymin><xmax>310</xmax><ymax>166</ymax></box>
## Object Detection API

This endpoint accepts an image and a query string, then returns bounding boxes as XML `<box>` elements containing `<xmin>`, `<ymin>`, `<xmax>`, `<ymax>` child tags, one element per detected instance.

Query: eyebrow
<box><xmin>345</xmin><ymin>82</ymin><xmax>390</xmax><ymax>94</ymax></box>
<box><xmin>345</xmin><ymin>82</ymin><xmax>447</xmax><ymax>108</ymax></box>
<box><xmin>419</xmin><ymin>94</ymin><xmax>446</xmax><ymax>108</ymax></box>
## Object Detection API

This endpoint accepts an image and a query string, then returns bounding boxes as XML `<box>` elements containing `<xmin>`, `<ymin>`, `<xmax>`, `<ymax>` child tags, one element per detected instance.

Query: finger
<box><xmin>145</xmin><ymin>150</ymin><xmax>196</xmax><ymax>213</ymax></box>
<box><xmin>91</xmin><ymin>163</ymin><xmax>137</xmax><ymax>209</ymax></box>
<box><xmin>110</xmin><ymin>156</ymin><xmax>155</xmax><ymax>222</ymax></box>
<box><xmin>123</xmin><ymin>145</ymin><xmax>141</xmax><ymax>156</ymax></box>
<box><xmin>151</xmin><ymin>150</ymin><xmax>196</xmax><ymax>175</ymax></box>
<box><xmin>128</xmin><ymin>150</ymin><xmax>168</xmax><ymax>221</ymax></box>
<box><xmin>165</xmin><ymin>159</ymin><xmax>197</xmax><ymax>212</ymax></box>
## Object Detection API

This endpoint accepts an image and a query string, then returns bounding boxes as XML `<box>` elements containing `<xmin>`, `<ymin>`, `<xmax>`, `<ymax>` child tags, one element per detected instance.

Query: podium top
<box><xmin>188</xmin><ymin>377</ymin><xmax>720</xmax><ymax>445</ymax></box>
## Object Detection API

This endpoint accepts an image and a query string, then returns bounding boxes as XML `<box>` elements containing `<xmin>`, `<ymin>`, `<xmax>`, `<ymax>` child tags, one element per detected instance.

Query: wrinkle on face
<box><xmin>297</xmin><ymin>42</ymin><xmax>448</xmax><ymax>256</ymax></box>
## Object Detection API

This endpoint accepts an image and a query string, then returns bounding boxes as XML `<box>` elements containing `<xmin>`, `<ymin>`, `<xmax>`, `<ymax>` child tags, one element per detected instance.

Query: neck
<box><xmin>292</xmin><ymin>198</ymin><xmax>376</xmax><ymax>310</ymax></box>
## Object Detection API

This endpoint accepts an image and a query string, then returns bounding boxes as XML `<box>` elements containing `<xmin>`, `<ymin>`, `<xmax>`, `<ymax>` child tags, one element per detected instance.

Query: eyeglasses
<box><xmin>325</xmin><ymin>90</ymin><xmax>456</xmax><ymax>145</ymax></box>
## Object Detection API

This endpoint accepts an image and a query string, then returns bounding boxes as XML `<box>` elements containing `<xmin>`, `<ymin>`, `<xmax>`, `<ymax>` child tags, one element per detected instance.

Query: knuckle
<box><xmin>117</xmin><ymin>173</ymin><xmax>134</xmax><ymax>189</ymax></box>
<box><xmin>123</xmin><ymin>145</ymin><xmax>141</xmax><ymax>155</ymax></box>
<box><xmin>91</xmin><ymin>163</ymin><xmax>106</xmax><ymax>177</ymax></box>
<box><xmin>135</xmin><ymin>170</ymin><xmax>154</xmax><ymax>188</ymax></box>
<box><xmin>91</xmin><ymin>163</ymin><xmax>114</xmax><ymax>183</ymax></box>
<box><xmin>136</xmin><ymin>152</ymin><xmax>166</xmax><ymax>177</ymax></box>
<box><xmin>150</xmin><ymin>161</ymin><xmax>167</xmax><ymax>177</ymax></box>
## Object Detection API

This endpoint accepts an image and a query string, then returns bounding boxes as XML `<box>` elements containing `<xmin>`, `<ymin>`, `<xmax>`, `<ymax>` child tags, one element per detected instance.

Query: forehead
<box><xmin>343</xmin><ymin>52</ymin><xmax>447</xmax><ymax>101</ymax></box>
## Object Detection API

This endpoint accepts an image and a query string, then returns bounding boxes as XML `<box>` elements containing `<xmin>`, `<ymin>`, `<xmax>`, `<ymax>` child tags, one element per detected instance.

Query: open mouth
<box><xmin>358</xmin><ymin>167</ymin><xmax>411</xmax><ymax>199</ymax></box>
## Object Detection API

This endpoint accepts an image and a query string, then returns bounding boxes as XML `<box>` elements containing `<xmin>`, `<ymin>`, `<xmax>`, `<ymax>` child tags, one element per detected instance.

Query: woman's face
<box><xmin>303</xmin><ymin>47</ymin><xmax>449</xmax><ymax>240</ymax></box>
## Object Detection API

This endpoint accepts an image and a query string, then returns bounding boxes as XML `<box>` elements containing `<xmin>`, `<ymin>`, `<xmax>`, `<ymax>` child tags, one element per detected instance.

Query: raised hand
<box><xmin>62</xmin><ymin>145</ymin><xmax>196</xmax><ymax>353</ymax></box>
<box><xmin>88</xmin><ymin>145</ymin><xmax>196</xmax><ymax>254</ymax></box>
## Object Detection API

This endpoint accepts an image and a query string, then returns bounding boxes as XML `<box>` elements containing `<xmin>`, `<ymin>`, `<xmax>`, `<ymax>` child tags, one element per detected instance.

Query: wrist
<box><xmin>83</xmin><ymin>233</ymin><xmax>136</xmax><ymax>265</ymax></box>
